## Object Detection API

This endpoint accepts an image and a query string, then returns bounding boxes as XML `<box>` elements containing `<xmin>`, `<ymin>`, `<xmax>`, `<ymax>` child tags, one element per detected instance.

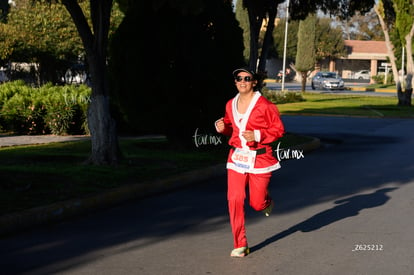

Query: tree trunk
<box><xmin>300</xmin><ymin>71</ymin><xmax>307</xmax><ymax>92</ymax></box>
<box><xmin>397</xmin><ymin>21</ymin><xmax>414</xmax><ymax>107</ymax></box>
<box><xmin>247</xmin><ymin>6</ymin><xmax>261</xmax><ymax>71</ymax></box>
<box><xmin>63</xmin><ymin>0</ymin><xmax>121</xmax><ymax>165</ymax></box>
<box><xmin>82</xmin><ymin>52</ymin><xmax>121</xmax><ymax>165</ymax></box>
<box><xmin>84</xmin><ymin>28</ymin><xmax>121</xmax><ymax>165</ymax></box>
<box><xmin>257</xmin><ymin>5</ymin><xmax>278</xmax><ymax>75</ymax></box>
<box><xmin>87</xmin><ymin>93</ymin><xmax>120</xmax><ymax>164</ymax></box>
<box><xmin>374</xmin><ymin>5</ymin><xmax>400</xmax><ymax>92</ymax></box>
<box><xmin>403</xmin><ymin>24</ymin><xmax>414</xmax><ymax>100</ymax></box>
<box><xmin>245</xmin><ymin>0</ymin><xmax>284</xmax><ymax>73</ymax></box>
<box><xmin>397</xmin><ymin>88</ymin><xmax>412</xmax><ymax>106</ymax></box>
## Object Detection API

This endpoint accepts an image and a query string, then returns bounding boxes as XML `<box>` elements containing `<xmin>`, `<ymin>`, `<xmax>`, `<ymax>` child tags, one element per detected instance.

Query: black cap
<box><xmin>232</xmin><ymin>67</ymin><xmax>256</xmax><ymax>78</ymax></box>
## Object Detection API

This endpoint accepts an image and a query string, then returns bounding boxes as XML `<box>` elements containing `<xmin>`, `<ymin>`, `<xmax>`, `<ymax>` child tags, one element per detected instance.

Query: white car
<box><xmin>354</xmin><ymin>70</ymin><xmax>370</xmax><ymax>80</ymax></box>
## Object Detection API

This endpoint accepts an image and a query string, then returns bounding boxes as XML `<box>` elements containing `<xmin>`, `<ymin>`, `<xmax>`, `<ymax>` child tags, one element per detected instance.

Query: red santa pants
<box><xmin>227</xmin><ymin>169</ymin><xmax>272</xmax><ymax>248</ymax></box>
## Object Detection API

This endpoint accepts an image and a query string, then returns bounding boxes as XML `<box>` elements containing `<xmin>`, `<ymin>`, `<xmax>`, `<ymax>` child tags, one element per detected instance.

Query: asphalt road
<box><xmin>266</xmin><ymin>81</ymin><xmax>396</xmax><ymax>96</ymax></box>
<box><xmin>1</xmin><ymin>115</ymin><xmax>414</xmax><ymax>275</ymax></box>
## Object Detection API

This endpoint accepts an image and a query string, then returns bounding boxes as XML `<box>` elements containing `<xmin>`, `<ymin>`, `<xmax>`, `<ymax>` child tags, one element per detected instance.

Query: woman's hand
<box><xmin>242</xmin><ymin>130</ymin><xmax>255</xmax><ymax>142</ymax></box>
<box><xmin>215</xmin><ymin>118</ymin><xmax>225</xmax><ymax>133</ymax></box>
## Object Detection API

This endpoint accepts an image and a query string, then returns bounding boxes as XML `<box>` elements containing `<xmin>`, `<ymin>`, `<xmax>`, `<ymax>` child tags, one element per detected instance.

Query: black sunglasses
<box><xmin>235</xmin><ymin>76</ymin><xmax>253</xmax><ymax>82</ymax></box>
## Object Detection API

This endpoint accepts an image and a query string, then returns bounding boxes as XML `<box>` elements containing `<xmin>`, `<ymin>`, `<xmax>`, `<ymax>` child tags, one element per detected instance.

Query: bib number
<box><xmin>231</xmin><ymin>148</ymin><xmax>257</xmax><ymax>170</ymax></box>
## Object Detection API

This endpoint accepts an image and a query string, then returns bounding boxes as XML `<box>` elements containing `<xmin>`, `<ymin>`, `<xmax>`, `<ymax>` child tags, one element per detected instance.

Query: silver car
<box><xmin>311</xmin><ymin>71</ymin><xmax>344</xmax><ymax>90</ymax></box>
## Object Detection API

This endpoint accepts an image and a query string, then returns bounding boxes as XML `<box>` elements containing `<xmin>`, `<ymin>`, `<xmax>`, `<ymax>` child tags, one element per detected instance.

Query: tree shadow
<box><xmin>250</xmin><ymin>187</ymin><xmax>398</xmax><ymax>253</ymax></box>
<box><xmin>2</xmin><ymin>113</ymin><xmax>413</xmax><ymax>274</ymax></box>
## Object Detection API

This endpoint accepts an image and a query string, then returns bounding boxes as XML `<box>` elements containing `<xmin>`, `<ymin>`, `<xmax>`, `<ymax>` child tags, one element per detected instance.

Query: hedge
<box><xmin>0</xmin><ymin>81</ymin><xmax>91</xmax><ymax>135</ymax></box>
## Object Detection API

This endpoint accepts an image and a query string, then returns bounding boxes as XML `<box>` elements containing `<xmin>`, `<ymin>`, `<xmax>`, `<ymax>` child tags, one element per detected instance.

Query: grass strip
<box><xmin>0</xmin><ymin>133</ymin><xmax>311</xmax><ymax>215</ymax></box>
<box><xmin>276</xmin><ymin>93</ymin><xmax>414</xmax><ymax>118</ymax></box>
<box><xmin>2</xmin><ymin>92</ymin><xmax>412</xmax><ymax>214</ymax></box>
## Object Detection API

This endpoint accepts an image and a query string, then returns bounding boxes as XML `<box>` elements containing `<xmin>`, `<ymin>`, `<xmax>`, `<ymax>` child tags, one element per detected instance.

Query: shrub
<box><xmin>262</xmin><ymin>88</ymin><xmax>305</xmax><ymax>104</ymax></box>
<box><xmin>72</xmin><ymin>84</ymin><xmax>91</xmax><ymax>135</ymax></box>
<box><xmin>0</xmin><ymin>84</ymin><xmax>46</xmax><ymax>134</ymax></box>
<box><xmin>372</xmin><ymin>74</ymin><xmax>394</xmax><ymax>85</ymax></box>
<box><xmin>43</xmin><ymin>88</ymin><xmax>76</xmax><ymax>135</ymax></box>
<box><xmin>0</xmin><ymin>81</ymin><xmax>91</xmax><ymax>135</ymax></box>
<box><xmin>0</xmin><ymin>80</ymin><xmax>26</xmax><ymax>105</ymax></box>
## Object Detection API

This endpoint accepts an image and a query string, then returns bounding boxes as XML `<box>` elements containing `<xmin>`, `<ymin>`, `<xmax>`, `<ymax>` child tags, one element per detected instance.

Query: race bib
<box><xmin>231</xmin><ymin>148</ymin><xmax>257</xmax><ymax>170</ymax></box>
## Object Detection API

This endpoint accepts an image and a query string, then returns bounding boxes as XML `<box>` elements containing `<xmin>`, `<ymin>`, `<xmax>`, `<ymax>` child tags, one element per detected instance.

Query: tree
<box><xmin>235</xmin><ymin>0</ymin><xmax>251</xmax><ymax>63</ymax></box>
<box><xmin>295</xmin><ymin>13</ymin><xmax>316</xmax><ymax>91</ymax></box>
<box><xmin>0</xmin><ymin>0</ymin><xmax>9</xmax><ymax>22</ymax></box>
<box><xmin>374</xmin><ymin>0</ymin><xmax>413</xmax><ymax>106</ymax></box>
<box><xmin>315</xmin><ymin>17</ymin><xmax>346</xmax><ymax>64</ymax></box>
<box><xmin>1</xmin><ymin>1</ymin><xmax>126</xmax><ymax>165</ymax></box>
<box><xmin>109</xmin><ymin>0</ymin><xmax>244</xmax><ymax>146</ymax></box>
<box><xmin>340</xmin><ymin>9</ymin><xmax>385</xmax><ymax>41</ymax></box>
<box><xmin>374</xmin><ymin>1</ymin><xmax>399</xmax><ymax>86</ymax></box>
<box><xmin>272</xmin><ymin>16</ymin><xmax>345</xmax><ymax>81</ymax></box>
<box><xmin>61</xmin><ymin>0</ymin><xmax>121</xmax><ymax>164</ymax></box>
<box><xmin>2</xmin><ymin>0</ymin><xmax>84</xmax><ymax>84</ymax></box>
<box><xmin>243</xmin><ymin>0</ymin><xmax>376</xmax><ymax>75</ymax></box>
<box><xmin>242</xmin><ymin>0</ymin><xmax>283</xmax><ymax>76</ymax></box>
<box><xmin>273</xmin><ymin>18</ymin><xmax>299</xmax><ymax>60</ymax></box>
<box><xmin>394</xmin><ymin>0</ymin><xmax>413</xmax><ymax>106</ymax></box>
<box><xmin>0</xmin><ymin>0</ymin><xmax>123</xmax><ymax>85</ymax></box>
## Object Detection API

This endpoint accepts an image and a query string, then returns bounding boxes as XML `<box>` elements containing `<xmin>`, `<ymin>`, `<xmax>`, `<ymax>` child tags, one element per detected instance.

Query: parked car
<box><xmin>311</xmin><ymin>71</ymin><xmax>345</xmax><ymax>90</ymax></box>
<box><xmin>354</xmin><ymin>70</ymin><xmax>370</xmax><ymax>80</ymax></box>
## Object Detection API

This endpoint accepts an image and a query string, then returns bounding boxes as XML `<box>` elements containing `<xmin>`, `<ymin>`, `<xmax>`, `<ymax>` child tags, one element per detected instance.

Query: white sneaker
<box><xmin>262</xmin><ymin>201</ymin><xmax>274</xmax><ymax>217</ymax></box>
<box><xmin>230</xmin><ymin>247</ymin><xmax>250</xmax><ymax>258</ymax></box>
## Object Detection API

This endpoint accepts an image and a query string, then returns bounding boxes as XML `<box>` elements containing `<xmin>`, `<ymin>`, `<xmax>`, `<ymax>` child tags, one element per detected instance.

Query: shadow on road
<box><xmin>250</xmin><ymin>187</ymin><xmax>398</xmax><ymax>253</ymax></box>
<box><xmin>2</xmin><ymin>116</ymin><xmax>414</xmax><ymax>274</ymax></box>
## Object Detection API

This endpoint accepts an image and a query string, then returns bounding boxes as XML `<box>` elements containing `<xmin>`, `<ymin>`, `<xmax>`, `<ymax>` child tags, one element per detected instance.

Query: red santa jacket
<box><xmin>219</xmin><ymin>92</ymin><xmax>285</xmax><ymax>174</ymax></box>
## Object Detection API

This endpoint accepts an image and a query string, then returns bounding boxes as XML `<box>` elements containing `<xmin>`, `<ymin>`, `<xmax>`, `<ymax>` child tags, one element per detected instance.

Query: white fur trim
<box><xmin>231</xmin><ymin>92</ymin><xmax>261</xmax><ymax>149</ymax></box>
<box><xmin>254</xmin><ymin>129</ymin><xmax>261</xmax><ymax>142</ymax></box>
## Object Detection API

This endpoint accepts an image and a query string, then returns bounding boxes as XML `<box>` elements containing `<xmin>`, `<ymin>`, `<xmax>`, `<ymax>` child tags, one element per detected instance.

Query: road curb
<box><xmin>0</xmin><ymin>140</ymin><xmax>320</xmax><ymax>237</ymax></box>
<box><xmin>0</xmin><ymin>163</ymin><xmax>226</xmax><ymax>236</ymax></box>
<box><xmin>347</xmin><ymin>87</ymin><xmax>396</xmax><ymax>93</ymax></box>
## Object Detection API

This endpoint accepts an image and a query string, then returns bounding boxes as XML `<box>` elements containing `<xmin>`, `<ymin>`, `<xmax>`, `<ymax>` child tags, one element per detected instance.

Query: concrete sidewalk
<box><xmin>0</xmin><ymin>134</ymin><xmax>321</xmax><ymax>236</ymax></box>
<box><xmin>0</xmin><ymin>134</ymin><xmax>91</xmax><ymax>148</ymax></box>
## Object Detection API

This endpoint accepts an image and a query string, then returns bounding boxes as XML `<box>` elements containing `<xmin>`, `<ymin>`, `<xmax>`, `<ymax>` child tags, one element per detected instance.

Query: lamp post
<box><xmin>401</xmin><ymin>45</ymin><xmax>405</xmax><ymax>91</ymax></box>
<box><xmin>281</xmin><ymin>0</ymin><xmax>290</xmax><ymax>91</ymax></box>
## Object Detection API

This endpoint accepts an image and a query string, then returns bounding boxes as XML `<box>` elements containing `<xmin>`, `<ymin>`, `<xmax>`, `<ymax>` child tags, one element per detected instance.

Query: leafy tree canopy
<box><xmin>109</xmin><ymin>0</ymin><xmax>244</xmax><ymax>145</ymax></box>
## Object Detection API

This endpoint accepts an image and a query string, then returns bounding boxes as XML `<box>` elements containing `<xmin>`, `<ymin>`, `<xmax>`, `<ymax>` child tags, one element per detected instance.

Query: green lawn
<box><xmin>1</xmin><ymin>92</ymin><xmax>413</xmax><ymax>215</ymax></box>
<box><xmin>0</xmin><ymin>138</ymin><xmax>225</xmax><ymax>214</ymax></box>
<box><xmin>277</xmin><ymin>93</ymin><xmax>414</xmax><ymax>118</ymax></box>
<box><xmin>0</xmin><ymin>133</ymin><xmax>311</xmax><ymax>215</ymax></box>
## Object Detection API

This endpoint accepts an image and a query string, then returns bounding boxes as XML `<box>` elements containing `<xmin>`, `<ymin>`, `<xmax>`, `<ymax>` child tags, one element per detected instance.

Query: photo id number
<box><xmin>352</xmin><ymin>244</ymin><xmax>383</xmax><ymax>252</ymax></box>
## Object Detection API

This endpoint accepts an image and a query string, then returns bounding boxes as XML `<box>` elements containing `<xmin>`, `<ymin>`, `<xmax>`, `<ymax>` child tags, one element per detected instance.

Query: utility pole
<box><xmin>281</xmin><ymin>0</ymin><xmax>290</xmax><ymax>91</ymax></box>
